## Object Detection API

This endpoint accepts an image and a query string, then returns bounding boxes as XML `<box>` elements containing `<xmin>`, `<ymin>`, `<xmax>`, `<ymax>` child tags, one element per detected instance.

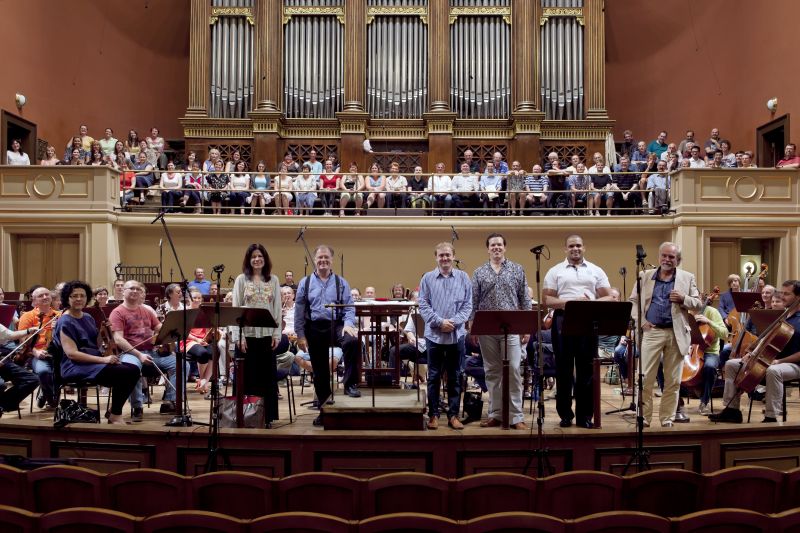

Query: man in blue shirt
<box><xmin>295</xmin><ymin>244</ymin><xmax>360</xmax><ymax>426</ymax></box>
<box><xmin>187</xmin><ymin>267</ymin><xmax>211</xmax><ymax>295</ymax></box>
<box><xmin>418</xmin><ymin>242</ymin><xmax>472</xmax><ymax>430</ymax></box>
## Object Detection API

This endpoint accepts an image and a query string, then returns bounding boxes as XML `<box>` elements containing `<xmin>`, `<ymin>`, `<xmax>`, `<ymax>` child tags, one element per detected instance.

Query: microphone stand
<box><xmin>607</xmin><ymin>266</ymin><xmax>636</xmax><ymax>416</ymax></box>
<box><xmin>623</xmin><ymin>248</ymin><xmax>650</xmax><ymax>473</ymax></box>
<box><xmin>159</xmin><ymin>239</ymin><xmax>163</xmax><ymax>283</ymax></box>
<box><xmin>205</xmin><ymin>265</ymin><xmax>231</xmax><ymax>471</ymax></box>
<box><xmin>523</xmin><ymin>244</ymin><xmax>554</xmax><ymax>477</ymax></box>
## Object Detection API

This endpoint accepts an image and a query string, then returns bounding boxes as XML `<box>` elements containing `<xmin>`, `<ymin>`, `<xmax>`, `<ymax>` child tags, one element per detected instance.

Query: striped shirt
<box><xmin>525</xmin><ymin>175</ymin><xmax>548</xmax><ymax>193</ymax></box>
<box><xmin>645</xmin><ymin>269</ymin><xmax>675</xmax><ymax>327</ymax></box>
<box><xmin>418</xmin><ymin>268</ymin><xmax>473</xmax><ymax>345</ymax></box>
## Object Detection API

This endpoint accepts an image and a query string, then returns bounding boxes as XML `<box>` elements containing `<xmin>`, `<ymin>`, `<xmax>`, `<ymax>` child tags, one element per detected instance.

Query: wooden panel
<box><xmin>178</xmin><ymin>447</ymin><xmax>292</xmax><ymax>477</ymax></box>
<box><xmin>457</xmin><ymin>449</ymin><xmax>572</xmax><ymax>477</ymax></box>
<box><xmin>15</xmin><ymin>236</ymin><xmax>47</xmax><ymax>291</ymax></box>
<box><xmin>50</xmin><ymin>441</ymin><xmax>157</xmax><ymax>473</ymax></box>
<box><xmin>0</xmin><ymin>437</ymin><xmax>33</xmax><ymax>457</ymax></box>
<box><xmin>595</xmin><ymin>445</ymin><xmax>702</xmax><ymax>474</ymax></box>
<box><xmin>314</xmin><ymin>450</ymin><xmax>432</xmax><ymax>478</ymax></box>
<box><xmin>52</xmin><ymin>236</ymin><xmax>80</xmax><ymax>283</ymax></box>
<box><xmin>710</xmin><ymin>238</ymin><xmax>739</xmax><ymax>298</ymax></box>
<box><xmin>720</xmin><ymin>439</ymin><xmax>800</xmax><ymax>470</ymax></box>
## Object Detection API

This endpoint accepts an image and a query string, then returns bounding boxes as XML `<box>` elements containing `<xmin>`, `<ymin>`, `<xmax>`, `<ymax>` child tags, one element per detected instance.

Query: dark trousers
<box><xmin>187</xmin><ymin>345</ymin><xmax>212</xmax><ymax>364</ymax></box>
<box><xmin>0</xmin><ymin>362</ymin><xmax>39</xmax><ymax>412</ymax></box>
<box><xmin>94</xmin><ymin>363</ymin><xmax>140</xmax><ymax>416</ymax></box>
<box><xmin>234</xmin><ymin>336</ymin><xmax>278</xmax><ymax>422</ymax></box>
<box><xmin>306</xmin><ymin>320</ymin><xmax>359</xmax><ymax>403</ymax></box>
<box><xmin>426</xmin><ymin>339</ymin><xmax>464</xmax><ymax>419</ymax></box>
<box><xmin>552</xmin><ymin>312</ymin><xmax>595</xmax><ymax>423</ymax></box>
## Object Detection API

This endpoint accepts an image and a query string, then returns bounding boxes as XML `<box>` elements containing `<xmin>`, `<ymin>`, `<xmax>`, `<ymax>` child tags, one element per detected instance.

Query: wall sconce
<box><xmin>767</xmin><ymin>97</ymin><xmax>778</xmax><ymax>113</ymax></box>
<box><xmin>15</xmin><ymin>93</ymin><xmax>26</xmax><ymax>109</ymax></box>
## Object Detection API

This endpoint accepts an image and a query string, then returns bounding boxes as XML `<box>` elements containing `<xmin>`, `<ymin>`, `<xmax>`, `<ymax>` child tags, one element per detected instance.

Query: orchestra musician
<box><xmin>181</xmin><ymin>289</ymin><xmax>214</xmax><ymax>395</ymax></box>
<box><xmin>718</xmin><ymin>274</ymin><xmax>740</xmax><ymax>323</ymax></box>
<box><xmin>690</xmin><ymin>301</ymin><xmax>728</xmax><ymax>416</ymax></box>
<box><xmin>710</xmin><ymin>280</ymin><xmax>800</xmax><ymax>424</ymax></box>
<box><xmin>230</xmin><ymin>244</ymin><xmax>282</xmax><ymax>427</ymax></box>
<box><xmin>18</xmin><ymin>286</ymin><xmax>61</xmax><ymax>409</ymax></box>
<box><xmin>51</xmin><ymin>280</ymin><xmax>140</xmax><ymax>424</ymax></box>
<box><xmin>629</xmin><ymin>242</ymin><xmax>702</xmax><ymax>428</ymax></box>
<box><xmin>109</xmin><ymin>280</ymin><xmax>178</xmax><ymax>422</ymax></box>
<box><xmin>0</xmin><ymin>322</ymin><xmax>40</xmax><ymax>417</ymax></box>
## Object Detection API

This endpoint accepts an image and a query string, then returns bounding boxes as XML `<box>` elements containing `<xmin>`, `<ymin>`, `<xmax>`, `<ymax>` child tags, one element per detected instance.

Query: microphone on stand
<box><xmin>451</xmin><ymin>226</ymin><xmax>459</xmax><ymax>241</ymax></box>
<box><xmin>295</xmin><ymin>226</ymin><xmax>307</xmax><ymax>242</ymax></box>
<box><xmin>151</xmin><ymin>212</ymin><xmax>165</xmax><ymax>225</ymax></box>
<box><xmin>619</xmin><ymin>266</ymin><xmax>627</xmax><ymax>276</ymax></box>
<box><xmin>530</xmin><ymin>244</ymin><xmax>546</xmax><ymax>254</ymax></box>
<box><xmin>212</xmin><ymin>264</ymin><xmax>225</xmax><ymax>273</ymax></box>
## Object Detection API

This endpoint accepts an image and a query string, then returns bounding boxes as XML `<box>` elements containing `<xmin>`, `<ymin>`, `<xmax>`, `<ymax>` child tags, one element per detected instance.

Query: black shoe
<box><xmin>576</xmin><ymin>419</ymin><xmax>594</xmax><ymax>429</ymax></box>
<box><xmin>345</xmin><ymin>386</ymin><xmax>361</xmax><ymax>398</ymax></box>
<box><xmin>762</xmin><ymin>416</ymin><xmax>778</xmax><ymax>423</ymax></box>
<box><xmin>312</xmin><ymin>415</ymin><xmax>324</xmax><ymax>427</ymax></box>
<box><xmin>0</xmin><ymin>406</ymin><xmax>4</xmax><ymax>418</ymax></box>
<box><xmin>708</xmin><ymin>407</ymin><xmax>743</xmax><ymax>423</ymax></box>
<box><xmin>559</xmin><ymin>418</ymin><xmax>572</xmax><ymax>428</ymax></box>
<box><xmin>37</xmin><ymin>393</ymin><xmax>47</xmax><ymax>409</ymax></box>
<box><xmin>326</xmin><ymin>398</ymin><xmax>335</xmax><ymax>405</ymax></box>
<box><xmin>159</xmin><ymin>401</ymin><xmax>176</xmax><ymax>414</ymax></box>
<box><xmin>131</xmin><ymin>407</ymin><xmax>144</xmax><ymax>422</ymax></box>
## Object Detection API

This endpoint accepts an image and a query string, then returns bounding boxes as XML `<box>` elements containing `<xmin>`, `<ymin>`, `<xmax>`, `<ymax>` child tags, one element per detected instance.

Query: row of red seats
<box><xmin>0</xmin><ymin>464</ymin><xmax>796</xmax><ymax>520</ymax></box>
<box><xmin>1</xmin><ymin>506</ymin><xmax>799</xmax><ymax>533</ymax></box>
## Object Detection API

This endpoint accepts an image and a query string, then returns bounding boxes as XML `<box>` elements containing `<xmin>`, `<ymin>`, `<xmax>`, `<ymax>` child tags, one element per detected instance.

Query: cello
<box><xmin>727</xmin><ymin>263</ymin><xmax>768</xmax><ymax>360</ymax></box>
<box><xmin>735</xmin><ymin>295</ymin><xmax>800</xmax><ymax>392</ymax></box>
<box><xmin>681</xmin><ymin>287</ymin><xmax>720</xmax><ymax>387</ymax></box>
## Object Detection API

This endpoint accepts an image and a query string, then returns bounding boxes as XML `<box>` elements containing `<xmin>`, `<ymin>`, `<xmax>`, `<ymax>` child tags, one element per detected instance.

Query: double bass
<box><xmin>727</xmin><ymin>263</ymin><xmax>768</xmax><ymax>360</ymax></box>
<box><xmin>681</xmin><ymin>287</ymin><xmax>720</xmax><ymax>387</ymax></box>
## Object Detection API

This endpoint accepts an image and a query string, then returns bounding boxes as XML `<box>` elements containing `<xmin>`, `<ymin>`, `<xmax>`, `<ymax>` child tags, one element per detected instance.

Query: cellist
<box><xmin>690</xmin><ymin>299</ymin><xmax>727</xmax><ymax>416</ymax></box>
<box><xmin>710</xmin><ymin>280</ymin><xmax>800</xmax><ymax>424</ymax></box>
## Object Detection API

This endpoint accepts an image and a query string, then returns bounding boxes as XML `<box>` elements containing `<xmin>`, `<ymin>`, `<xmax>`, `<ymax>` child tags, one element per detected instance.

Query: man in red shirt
<box><xmin>776</xmin><ymin>143</ymin><xmax>800</xmax><ymax>169</ymax></box>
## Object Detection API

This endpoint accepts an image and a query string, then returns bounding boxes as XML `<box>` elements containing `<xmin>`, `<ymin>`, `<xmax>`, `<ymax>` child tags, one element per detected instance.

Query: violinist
<box><xmin>93</xmin><ymin>287</ymin><xmax>110</xmax><ymax>307</ymax></box>
<box><xmin>51</xmin><ymin>281</ymin><xmax>140</xmax><ymax>425</ymax></box>
<box><xmin>691</xmin><ymin>302</ymin><xmax>728</xmax><ymax>416</ymax></box>
<box><xmin>157</xmin><ymin>283</ymin><xmax>184</xmax><ymax>317</ymax></box>
<box><xmin>710</xmin><ymin>280</ymin><xmax>800</xmax><ymax>424</ymax></box>
<box><xmin>0</xmin><ymin>322</ymin><xmax>40</xmax><ymax>417</ymax></box>
<box><xmin>181</xmin><ymin>289</ymin><xmax>213</xmax><ymax>395</ymax></box>
<box><xmin>17</xmin><ymin>287</ymin><xmax>61</xmax><ymax>409</ymax></box>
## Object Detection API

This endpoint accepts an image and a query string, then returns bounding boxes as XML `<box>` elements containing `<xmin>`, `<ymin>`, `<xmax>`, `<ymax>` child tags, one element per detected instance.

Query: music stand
<box><xmin>731</xmin><ymin>292</ymin><xmax>763</xmax><ymax>313</ymax></box>
<box><xmin>561</xmin><ymin>301</ymin><xmax>632</xmax><ymax>429</ymax></box>
<box><xmin>0</xmin><ymin>305</ymin><xmax>15</xmax><ymax>328</ymax></box>
<box><xmin>156</xmin><ymin>308</ymin><xmax>200</xmax><ymax>427</ymax></box>
<box><xmin>213</xmin><ymin>306</ymin><xmax>278</xmax><ymax>428</ymax></box>
<box><xmin>748</xmin><ymin>309</ymin><xmax>783</xmax><ymax>334</ymax></box>
<box><xmin>471</xmin><ymin>310</ymin><xmax>539</xmax><ymax>429</ymax></box>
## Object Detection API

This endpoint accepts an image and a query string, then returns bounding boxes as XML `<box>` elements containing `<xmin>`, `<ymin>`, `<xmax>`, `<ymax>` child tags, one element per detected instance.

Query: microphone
<box><xmin>636</xmin><ymin>244</ymin><xmax>646</xmax><ymax>260</ymax></box>
<box><xmin>295</xmin><ymin>226</ymin><xmax>307</xmax><ymax>243</ymax></box>
<box><xmin>159</xmin><ymin>238</ymin><xmax>163</xmax><ymax>247</ymax></box>
<box><xmin>530</xmin><ymin>244</ymin><xmax>546</xmax><ymax>254</ymax></box>
<box><xmin>619</xmin><ymin>266</ymin><xmax>627</xmax><ymax>276</ymax></box>
<box><xmin>212</xmin><ymin>264</ymin><xmax>225</xmax><ymax>272</ymax></box>
<box><xmin>451</xmin><ymin>226</ymin><xmax>459</xmax><ymax>241</ymax></box>
<box><xmin>151</xmin><ymin>212</ymin><xmax>165</xmax><ymax>225</ymax></box>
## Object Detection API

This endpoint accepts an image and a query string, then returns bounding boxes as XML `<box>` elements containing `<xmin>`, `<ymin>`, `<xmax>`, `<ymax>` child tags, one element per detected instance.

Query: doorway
<box><xmin>13</xmin><ymin>235</ymin><xmax>80</xmax><ymax>292</ymax></box>
<box><xmin>756</xmin><ymin>114</ymin><xmax>789</xmax><ymax>168</ymax></box>
<box><xmin>1</xmin><ymin>110</ymin><xmax>37</xmax><ymax>165</ymax></box>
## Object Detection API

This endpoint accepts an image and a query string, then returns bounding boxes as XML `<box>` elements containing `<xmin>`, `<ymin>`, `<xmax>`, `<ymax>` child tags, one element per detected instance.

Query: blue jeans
<box><xmin>31</xmin><ymin>356</ymin><xmax>55</xmax><ymax>406</ymax></box>
<box><xmin>124</xmin><ymin>350</ymin><xmax>185</xmax><ymax>408</ymax></box>
<box><xmin>426</xmin><ymin>338</ymin><xmax>464</xmax><ymax>419</ymax></box>
<box><xmin>700</xmin><ymin>353</ymin><xmax>720</xmax><ymax>404</ymax></box>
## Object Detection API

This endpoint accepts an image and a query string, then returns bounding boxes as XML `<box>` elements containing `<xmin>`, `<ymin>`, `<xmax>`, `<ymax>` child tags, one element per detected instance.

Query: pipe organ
<box><xmin>182</xmin><ymin>0</ymin><xmax>612</xmax><ymax>172</ymax></box>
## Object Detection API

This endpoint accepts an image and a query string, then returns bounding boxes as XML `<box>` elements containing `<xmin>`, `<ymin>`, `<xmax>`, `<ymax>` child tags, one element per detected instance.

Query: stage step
<box><xmin>322</xmin><ymin>388</ymin><xmax>426</xmax><ymax>431</ymax></box>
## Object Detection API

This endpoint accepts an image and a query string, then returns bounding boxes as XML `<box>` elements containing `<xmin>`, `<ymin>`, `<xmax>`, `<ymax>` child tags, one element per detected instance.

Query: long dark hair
<box><xmin>242</xmin><ymin>243</ymin><xmax>272</xmax><ymax>281</ymax></box>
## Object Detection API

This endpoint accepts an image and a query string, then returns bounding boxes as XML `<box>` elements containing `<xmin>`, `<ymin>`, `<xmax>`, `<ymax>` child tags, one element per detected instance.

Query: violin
<box><xmin>15</xmin><ymin>311</ymin><xmax>47</xmax><ymax>364</ymax></box>
<box><xmin>94</xmin><ymin>302</ymin><xmax>121</xmax><ymax>359</ymax></box>
<box><xmin>681</xmin><ymin>287</ymin><xmax>720</xmax><ymax>387</ymax></box>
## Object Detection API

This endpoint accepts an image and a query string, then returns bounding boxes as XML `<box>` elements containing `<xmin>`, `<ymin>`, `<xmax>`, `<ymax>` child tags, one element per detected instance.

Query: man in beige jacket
<box><xmin>629</xmin><ymin>242</ymin><xmax>702</xmax><ymax>427</ymax></box>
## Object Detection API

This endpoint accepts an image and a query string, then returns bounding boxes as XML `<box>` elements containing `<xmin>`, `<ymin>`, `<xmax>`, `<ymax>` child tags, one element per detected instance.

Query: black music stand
<box><xmin>561</xmin><ymin>301</ymin><xmax>632</xmax><ymax>429</ymax></box>
<box><xmin>472</xmin><ymin>310</ymin><xmax>539</xmax><ymax>429</ymax></box>
<box><xmin>748</xmin><ymin>309</ymin><xmax>783</xmax><ymax>334</ymax></box>
<box><xmin>156</xmin><ymin>308</ymin><xmax>200</xmax><ymax>427</ymax></box>
<box><xmin>731</xmin><ymin>292</ymin><xmax>763</xmax><ymax>313</ymax></box>
<box><xmin>215</xmin><ymin>306</ymin><xmax>278</xmax><ymax>428</ymax></box>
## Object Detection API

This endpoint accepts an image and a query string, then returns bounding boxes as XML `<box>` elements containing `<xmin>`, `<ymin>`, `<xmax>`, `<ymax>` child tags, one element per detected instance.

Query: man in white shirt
<box><xmin>427</xmin><ymin>162</ymin><xmax>453</xmax><ymax>216</ymax></box>
<box><xmin>688</xmin><ymin>146</ymin><xmax>707</xmax><ymax>168</ymax></box>
<box><xmin>451</xmin><ymin>162</ymin><xmax>480</xmax><ymax>216</ymax></box>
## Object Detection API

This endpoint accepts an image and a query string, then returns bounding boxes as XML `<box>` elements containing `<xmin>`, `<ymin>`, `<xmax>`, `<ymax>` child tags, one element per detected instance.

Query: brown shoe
<box><xmin>427</xmin><ymin>416</ymin><xmax>439</xmax><ymax>430</ymax></box>
<box><xmin>512</xmin><ymin>421</ymin><xmax>529</xmax><ymax>430</ymax></box>
<box><xmin>480</xmin><ymin>418</ymin><xmax>501</xmax><ymax>428</ymax></box>
<box><xmin>448</xmin><ymin>416</ymin><xmax>464</xmax><ymax>430</ymax></box>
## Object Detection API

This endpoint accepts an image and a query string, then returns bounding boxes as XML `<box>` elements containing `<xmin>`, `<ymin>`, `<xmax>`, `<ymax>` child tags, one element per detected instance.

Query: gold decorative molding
<box><xmin>367</xmin><ymin>6</ymin><xmax>428</xmax><ymax>25</ymax></box>
<box><xmin>368</xmin><ymin>121</ymin><xmax>427</xmax><ymax>140</ymax></box>
<box><xmin>540</xmin><ymin>120</ymin><xmax>614</xmax><ymax>141</ymax></box>
<box><xmin>453</xmin><ymin>121</ymin><xmax>513</xmax><ymax>140</ymax></box>
<box><xmin>449</xmin><ymin>6</ymin><xmax>512</xmax><ymax>26</ymax></box>
<box><xmin>180</xmin><ymin>118</ymin><xmax>254</xmax><ymax>140</ymax></box>
<box><xmin>209</xmin><ymin>7</ymin><xmax>254</xmax><ymax>26</ymax></box>
<box><xmin>279</xmin><ymin>119</ymin><xmax>341</xmax><ymax>139</ymax></box>
<box><xmin>339</xmin><ymin>120</ymin><xmax>367</xmax><ymax>135</ymax></box>
<box><xmin>283</xmin><ymin>6</ymin><xmax>345</xmax><ymax>25</ymax></box>
<box><xmin>540</xmin><ymin>7</ymin><xmax>584</xmax><ymax>27</ymax></box>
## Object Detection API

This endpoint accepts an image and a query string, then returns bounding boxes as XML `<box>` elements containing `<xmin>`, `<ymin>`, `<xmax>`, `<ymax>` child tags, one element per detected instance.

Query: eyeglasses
<box><xmin>124</xmin><ymin>286</ymin><xmax>143</xmax><ymax>292</ymax></box>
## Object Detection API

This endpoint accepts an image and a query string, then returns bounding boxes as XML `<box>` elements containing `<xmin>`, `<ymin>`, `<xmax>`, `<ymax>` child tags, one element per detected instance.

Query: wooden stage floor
<box><xmin>2</xmin><ymin>378</ymin><xmax>800</xmax><ymax>477</ymax></box>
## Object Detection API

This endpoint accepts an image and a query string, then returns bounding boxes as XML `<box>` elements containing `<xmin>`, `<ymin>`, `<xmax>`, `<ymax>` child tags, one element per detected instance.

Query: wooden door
<box><xmin>15</xmin><ymin>235</ymin><xmax>80</xmax><ymax>292</ymax></box>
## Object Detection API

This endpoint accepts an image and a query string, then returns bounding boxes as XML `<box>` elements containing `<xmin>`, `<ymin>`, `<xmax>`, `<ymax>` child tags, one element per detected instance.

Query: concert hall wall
<box><xmin>606</xmin><ymin>0</ymin><xmax>800</xmax><ymax>151</ymax></box>
<box><xmin>0</xmin><ymin>0</ymin><xmax>190</xmax><ymax>147</ymax></box>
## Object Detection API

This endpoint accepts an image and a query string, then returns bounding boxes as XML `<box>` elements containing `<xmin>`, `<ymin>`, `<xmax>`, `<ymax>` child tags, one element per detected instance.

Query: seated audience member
<box><xmin>588</xmin><ymin>152</ymin><xmax>611</xmax><ymax>174</ymax></box>
<box><xmin>203</xmin><ymin>148</ymin><xmax>221</xmax><ymax>172</ymax></box>
<box><xmin>131</xmin><ymin>151</ymin><xmax>156</xmax><ymax>205</ymax></box>
<box><xmin>678</xmin><ymin>129</ymin><xmax>695</xmax><ymax>155</ymax></box>
<box><xmin>659</xmin><ymin>142</ymin><xmax>682</xmax><ymax>163</ymax></box>
<box><xmin>98</xmin><ymin>128</ymin><xmax>118</xmax><ymax>156</ymax></box>
<box><xmin>205</xmin><ymin>159</ymin><xmax>230</xmax><ymax>215</ymax></box>
<box><xmin>18</xmin><ymin>286</ymin><xmax>61</xmax><ymax>409</ymax></box>
<box><xmin>224</xmin><ymin>150</ymin><xmax>243</xmax><ymax>173</ymax></box>
<box><xmin>589</xmin><ymin>160</ymin><xmax>615</xmax><ymax>216</ymax></box>
<box><xmin>719</xmin><ymin>140</ymin><xmax>737</xmax><ymax>168</ymax></box>
<box><xmin>146</xmin><ymin>127</ymin><xmax>167</xmax><ymax>169</ymax></box>
<box><xmin>740</xmin><ymin>153</ymin><xmax>757</xmax><ymax>168</ymax></box>
<box><xmin>339</xmin><ymin>162</ymin><xmax>364</xmax><ymax>216</ymax></box>
<box><xmin>159</xmin><ymin>161</ymin><xmax>183</xmax><ymax>213</ymax></box>
<box><xmin>277</xmin><ymin>152</ymin><xmax>301</xmax><ymax>174</ymax></box>
<box><xmin>546</xmin><ymin>160</ymin><xmax>570</xmax><ymax>212</ymax></box>
<box><xmin>451</xmin><ymin>162</ymin><xmax>480</xmax><ymax>215</ymax></box>
<box><xmin>688</xmin><ymin>145</ymin><xmax>706</xmax><ymax>168</ymax></box>
<box><xmin>229</xmin><ymin>160</ymin><xmax>251</xmax><ymax>215</ymax></box>
<box><xmin>364</xmin><ymin>286</ymin><xmax>376</xmax><ymax>299</ymax></box>
<box><xmin>6</xmin><ymin>139</ymin><xmax>30</xmax><ymax>166</ymax></box>
<box><xmin>644</xmin><ymin>160</ymin><xmax>671</xmax><ymax>213</ymax></box>
<box><xmin>708</xmin><ymin>150</ymin><xmax>724</xmax><ymax>168</ymax></box>
<box><xmin>648</xmin><ymin>131</ymin><xmax>668</xmax><ymax>158</ymax></box>
<box><xmin>630</xmin><ymin>141</ymin><xmax>649</xmax><ymax>171</ymax></box>
<box><xmin>506</xmin><ymin>161</ymin><xmax>527</xmax><ymax>216</ymax></box>
<box><xmin>407</xmin><ymin>165</ymin><xmax>429</xmax><ymax>209</ymax></box>
<box><xmin>428</xmin><ymin>162</ymin><xmax>453</xmax><ymax>215</ymax></box>
<box><xmin>88</xmin><ymin>150</ymin><xmax>106</xmax><ymax>167</ymax></box>
<box><xmin>64</xmin><ymin>148</ymin><xmax>85</xmax><ymax>166</ymax></box>
<box><xmin>564</xmin><ymin>154</ymin><xmax>582</xmax><ymax>173</ymax></box>
<box><xmin>543</xmin><ymin>151</ymin><xmax>561</xmax><ymax>171</ymax></box>
<box><xmin>566</xmin><ymin>163</ymin><xmax>591</xmax><ymax>212</ymax></box>
<box><xmin>65</xmin><ymin>124</ymin><xmax>94</xmax><ymax>153</ymax></box>
<box><xmin>64</xmin><ymin>137</ymin><xmax>87</xmax><ymax>163</ymax></box>
<box><xmin>318</xmin><ymin>159</ymin><xmax>341</xmax><ymax>215</ymax></box>
<box><xmin>776</xmin><ymin>143</ymin><xmax>800</xmax><ymax>169</ymax></box>
<box><xmin>384</xmin><ymin>162</ymin><xmax>408</xmax><ymax>209</ymax></box>
<box><xmin>118</xmin><ymin>158</ymin><xmax>135</xmax><ymax>208</ymax></box>
<box><xmin>665</xmin><ymin>151</ymin><xmax>681</xmax><ymax>172</ymax></box>
<box><xmin>365</xmin><ymin>163</ymin><xmax>386</xmax><ymax>210</ymax></box>
<box><xmin>620</xmin><ymin>129</ymin><xmax>637</xmax><ymax>158</ymax></box>
<box><xmin>524</xmin><ymin>164</ymin><xmax>549</xmax><ymax>212</ymax></box>
<box><xmin>250</xmin><ymin>161</ymin><xmax>273</xmax><ymax>215</ymax></box>
<box><xmin>181</xmin><ymin>161</ymin><xmax>203</xmax><ymax>212</ymax></box>
<box><xmin>125</xmin><ymin>130</ymin><xmax>140</xmax><ymax>158</ymax></box>
<box><xmin>479</xmin><ymin>161</ymin><xmax>502</xmax><ymax>213</ymax></box>
<box><xmin>295</xmin><ymin>163</ymin><xmax>318</xmax><ymax>215</ymax></box>
<box><xmin>274</xmin><ymin>168</ymin><xmax>295</xmax><ymax>215</ymax></box>
<box><xmin>52</xmin><ymin>280</ymin><xmax>140</xmax><ymax>424</ymax></box>
<box><xmin>85</xmin><ymin>140</ymin><xmax>103</xmax><ymax>166</ymax></box>
<box><xmin>613</xmin><ymin>156</ymin><xmax>640</xmax><ymax>214</ymax></box>
<box><xmin>462</xmin><ymin>149</ymin><xmax>481</xmax><ymax>173</ymax></box>
<box><xmin>40</xmin><ymin>145</ymin><xmax>60</xmax><ymax>166</ymax></box>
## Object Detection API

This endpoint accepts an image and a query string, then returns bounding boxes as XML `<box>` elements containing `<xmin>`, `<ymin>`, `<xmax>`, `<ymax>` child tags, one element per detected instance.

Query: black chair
<box><xmin>49</xmin><ymin>342</ymin><xmax>104</xmax><ymax>421</ymax></box>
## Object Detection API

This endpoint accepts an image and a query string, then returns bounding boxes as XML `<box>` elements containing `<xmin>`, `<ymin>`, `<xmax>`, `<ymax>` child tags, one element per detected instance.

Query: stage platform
<box><xmin>2</xmin><ymin>379</ymin><xmax>800</xmax><ymax>477</ymax></box>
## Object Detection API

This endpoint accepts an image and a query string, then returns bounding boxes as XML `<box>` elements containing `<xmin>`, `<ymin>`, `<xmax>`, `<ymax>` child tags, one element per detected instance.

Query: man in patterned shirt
<box><xmin>470</xmin><ymin>233</ymin><xmax>531</xmax><ymax>429</ymax></box>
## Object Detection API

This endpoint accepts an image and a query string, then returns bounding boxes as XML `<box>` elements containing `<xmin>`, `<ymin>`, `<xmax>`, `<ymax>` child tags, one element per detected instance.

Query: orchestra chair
<box><xmin>39</xmin><ymin>506</ymin><xmax>138</xmax><ymax>533</ymax></box>
<box><xmin>50</xmin><ymin>344</ymin><xmax>104</xmax><ymax>418</ymax></box>
<box><xmin>536</xmin><ymin>471</ymin><xmax>623</xmax><ymax>519</ymax></box>
<box><xmin>570</xmin><ymin>510</ymin><xmax>671</xmax><ymax>533</ymax></box>
<box><xmin>622</xmin><ymin>469</ymin><xmax>704</xmax><ymax>517</ymax></box>
<box><xmin>0</xmin><ymin>504</ymin><xmax>38</xmax><ymax>533</ymax></box>
<box><xmin>702</xmin><ymin>465</ymin><xmax>785</xmax><ymax>514</ymax></box>
<box><xmin>0</xmin><ymin>464</ymin><xmax>25</xmax><ymax>508</ymax></box>
<box><xmin>452</xmin><ymin>472</ymin><xmax>537</xmax><ymax>520</ymax></box>
<box><xmin>363</xmin><ymin>472</ymin><xmax>451</xmax><ymax>518</ymax></box>
<box><xmin>276</xmin><ymin>472</ymin><xmax>362</xmax><ymax>520</ymax></box>
<box><xmin>247</xmin><ymin>511</ymin><xmax>353</xmax><ymax>533</ymax></box>
<box><xmin>106</xmin><ymin>468</ymin><xmax>189</xmax><ymax>516</ymax></box>
<box><xmin>140</xmin><ymin>510</ymin><xmax>246</xmax><ymax>533</ymax></box>
<box><xmin>769</xmin><ymin>508</ymin><xmax>800</xmax><ymax>533</ymax></box>
<box><xmin>463</xmin><ymin>511</ymin><xmax>566</xmax><ymax>533</ymax></box>
<box><xmin>190</xmin><ymin>471</ymin><xmax>276</xmax><ymax>520</ymax></box>
<box><xmin>747</xmin><ymin>378</ymin><xmax>800</xmax><ymax>423</ymax></box>
<box><xmin>672</xmin><ymin>508</ymin><xmax>767</xmax><ymax>533</ymax></box>
<box><xmin>26</xmin><ymin>465</ymin><xmax>105</xmax><ymax>512</ymax></box>
<box><xmin>357</xmin><ymin>512</ymin><xmax>459</xmax><ymax>533</ymax></box>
